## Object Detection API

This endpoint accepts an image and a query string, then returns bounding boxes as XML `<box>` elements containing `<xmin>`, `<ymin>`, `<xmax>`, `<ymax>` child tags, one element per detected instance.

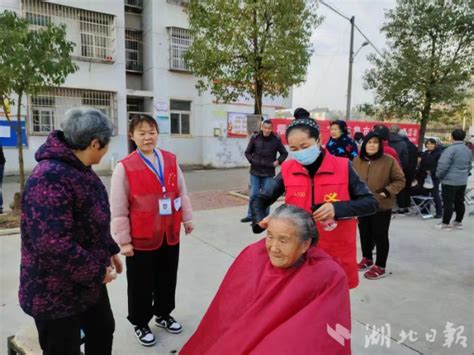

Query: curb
<box><xmin>228</xmin><ymin>191</ymin><xmax>250</xmax><ymax>201</ymax></box>
<box><xmin>0</xmin><ymin>228</ymin><xmax>20</xmax><ymax>236</ymax></box>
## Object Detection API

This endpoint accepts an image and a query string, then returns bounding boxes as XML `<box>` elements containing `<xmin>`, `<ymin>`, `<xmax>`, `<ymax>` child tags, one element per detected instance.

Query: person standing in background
<box><xmin>0</xmin><ymin>142</ymin><xmax>5</xmax><ymax>214</ymax></box>
<box><xmin>241</xmin><ymin>120</ymin><xmax>288</xmax><ymax>223</ymax></box>
<box><xmin>436</xmin><ymin>129</ymin><xmax>472</xmax><ymax>231</ymax></box>
<box><xmin>396</xmin><ymin>129</ymin><xmax>418</xmax><ymax>215</ymax></box>
<box><xmin>326</xmin><ymin>120</ymin><xmax>359</xmax><ymax>160</ymax></box>
<box><xmin>353</xmin><ymin>132</ymin><xmax>364</xmax><ymax>152</ymax></box>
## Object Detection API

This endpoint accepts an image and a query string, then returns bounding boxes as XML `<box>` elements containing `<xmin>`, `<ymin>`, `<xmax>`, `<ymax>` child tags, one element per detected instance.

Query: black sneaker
<box><xmin>155</xmin><ymin>315</ymin><xmax>183</xmax><ymax>334</ymax></box>
<box><xmin>240</xmin><ymin>217</ymin><xmax>252</xmax><ymax>223</ymax></box>
<box><xmin>134</xmin><ymin>325</ymin><xmax>156</xmax><ymax>346</ymax></box>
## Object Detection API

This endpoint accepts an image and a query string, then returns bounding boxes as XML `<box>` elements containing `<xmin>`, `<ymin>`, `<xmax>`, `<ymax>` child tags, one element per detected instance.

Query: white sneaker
<box><xmin>134</xmin><ymin>326</ymin><xmax>156</xmax><ymax>346</ymax></box>
<box><xmin>452</xmin><ymin>222</ymin><xmax>464</xmax><ymax>230</ymax></box>
<box><xmin>435</xmin><ymin>223</ymin><xmax>452</xmax><ymax>231</ymax></box>
<box><xmin>155</xmin><ymin>315</ymin><xmax>183</xmax><ymax>334</ymax></box>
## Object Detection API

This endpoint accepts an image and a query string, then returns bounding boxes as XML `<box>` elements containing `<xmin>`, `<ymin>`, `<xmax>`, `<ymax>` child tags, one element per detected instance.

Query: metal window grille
<box><xmin>125</xmin><ymin>0</ymin><xmax>143</xmax><ymax>11</ymax></box>
<box><xmin>29</xmin><ymin>88</ymin><xmax>117</xmax><ymax>135</ymax></box>
<box><xmin>127</xmin><ymin>97</ymin><xmax>145</xmax><ymax>112</ymax></box>
<box><xmin>125</xmin><ymin>29</ymin><xmax>143</xmax><ymax>72</ymax></box>
<box><xmin>170</xmin><ymin>100</ymin><xmax>191</xmax><ymax>135</ymax></box>
<box><xmin>166</xmin><ymin>0</ymin><xmax>189</xmax><ymax>5</ymax></box>
<box><xmin>22</xmin><ymin>0</ymin><xmax>116</xmax><ymax>62</ymax></box>
<box><xmin>168</xmin><ymin>27</ymin><xmax>191</xmax><ymax>71</ymax></box>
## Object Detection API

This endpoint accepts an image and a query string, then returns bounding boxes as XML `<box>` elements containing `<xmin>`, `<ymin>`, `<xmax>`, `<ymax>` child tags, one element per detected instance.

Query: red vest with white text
<box><xmin>281</xmin><ymin>151</ymin><xmax>359</xmax><ymax>289</ymax></box>
<box><xmin>121</xmin><ymin>150</ymin><xmax>182</xmax><ymax>251</ymax></box>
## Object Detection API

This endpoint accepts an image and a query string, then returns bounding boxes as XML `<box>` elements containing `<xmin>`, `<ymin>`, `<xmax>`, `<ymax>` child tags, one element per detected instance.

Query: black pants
<box><xmin>126</xmin><ymin>241</ymin><xmax>180</xmax><ymax>327</ymax></box>
<box><xmin>441</xmin><ymin>184</ymin><xmax>466</xmax><ymax>225</ymax></box>
<box><xmin>34</xmin><ymin>286</ymin><xmax>114</xmax><ymax>355</ymax></box>
<box><xmin>358</xmin><ymin>210</ymin><xmax>392</xmax><ymax>268</ymax></box>
<box><xmin>396</xmin><ymin>173</ymin><xmax>413</xmax><ymax>209</ymax></box>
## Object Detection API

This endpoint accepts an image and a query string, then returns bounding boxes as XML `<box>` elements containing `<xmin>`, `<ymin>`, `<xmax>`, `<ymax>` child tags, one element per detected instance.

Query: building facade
<box><xmin>0</xmin><ymin>0</ymin><xmax>292</xmax><ymax>175</ymax></box>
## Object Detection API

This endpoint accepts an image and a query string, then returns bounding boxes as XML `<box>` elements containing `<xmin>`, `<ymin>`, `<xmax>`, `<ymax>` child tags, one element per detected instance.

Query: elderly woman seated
<box><xmin>181</xmin><ymin>204</ymin><xmax>351</xmax><ymax>355</ymax></box>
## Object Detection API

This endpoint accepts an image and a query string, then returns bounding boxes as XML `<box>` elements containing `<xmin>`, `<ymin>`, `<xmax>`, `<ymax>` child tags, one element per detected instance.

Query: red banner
<box><xmin>271</xmin><ymin>118</ymin><xmax>421</xmax><ymax>146</ymax></box>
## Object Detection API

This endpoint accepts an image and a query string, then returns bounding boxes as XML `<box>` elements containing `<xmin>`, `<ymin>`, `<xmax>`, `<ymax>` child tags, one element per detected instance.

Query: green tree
<box><xmin>185</xmin><ymin>0</ymin><xmax>321</xmax><ymax>115</ymax></box>
<box><xmin>362</xmin><ymin>0</ymin><xmax>473</xmax><ymax>147</ymax></box>
<box><xmin>0</xmin><ymin>10</ymin><xmax>78</xmax><ymax>198</ymax></box>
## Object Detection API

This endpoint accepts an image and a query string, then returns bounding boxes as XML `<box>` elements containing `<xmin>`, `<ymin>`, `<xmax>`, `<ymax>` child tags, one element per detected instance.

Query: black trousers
<box><xmin>396</xmin><ymin>173</ymin><xmax>414</xmax><ymax>209</ymax></box>
<box><xmin>34</xmin><ymin>286</ymin><xmax>114</xmax><ymax>355</ymax></box>
<box><xmin>358</xmin><ymin>210</ymin><xmax>392</xmax><ymax>268</ymax></box>
<box><xmin>126</xmin><ymin>241</ymin><xmax>180</xmax><ymax>327</ymax></box>
<box><xmin>441</xmin><ymin>184</ymin><xmax>466</xmax><ymax>225</ymax></box>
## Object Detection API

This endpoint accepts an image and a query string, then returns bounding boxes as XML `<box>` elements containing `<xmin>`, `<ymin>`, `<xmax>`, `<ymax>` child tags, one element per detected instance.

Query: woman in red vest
<box><xmin>251</xmin><ymin>108</ymin><xmax>377</xmax><ymax>289</ymax></box>
<box><xmin>110</xmin><ymin>115</ymin><xmax>194</xmax><ymax>347</ymax></box>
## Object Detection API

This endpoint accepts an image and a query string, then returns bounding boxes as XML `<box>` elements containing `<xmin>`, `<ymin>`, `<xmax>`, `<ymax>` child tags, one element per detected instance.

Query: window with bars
<box><xmin>127</xmin><ymin>97</ymin><xmax>145</xmax><ymax>112</ymax></box>
<box><xmin>29</xmin><ymin>88</ymin><xmax>116</xmax><ymax>135</ymax></box>
<box><xmin>22</xmin><ymin>0</ymin><xmax>116</xmax><ymax>62</ymax></box>
<box><xmin>166</xmin><ymin>0</ymin><xmax>190</xmax><ymax>5</ymax></box>
<box><xmin>168</xmin><ymin>27</ymin><xmax>191</xmax><ymax>72</ymax></box>
<box><xmin>170</xmin><ymin>99</ymin><xmax>191</xmax><ymax>135</ymax></box>
<box><xmin>125</xmin><ymin>29</ymin><xmax>143</xmax><ymax>72</ymax></box>
<box><xmin>31</xmin><ymin>96</ymin><xmax>55</xmax><ymax>134</ymax></box>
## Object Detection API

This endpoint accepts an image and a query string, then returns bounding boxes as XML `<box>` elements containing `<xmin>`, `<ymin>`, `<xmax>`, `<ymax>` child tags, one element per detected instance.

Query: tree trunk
<box><xmin>254</xmin><ymin>79</ymin><xmax>263</xmax><ymax>115</ymax></box>
<box><xmin>16</xmin><ymin>92</ymin><xmax>25</xmax><ymax>202</ymax></box>
<box><xmin>418</xmin><ymin>99</ymin><xmax>431</xmax><ymax>151</ymax></box>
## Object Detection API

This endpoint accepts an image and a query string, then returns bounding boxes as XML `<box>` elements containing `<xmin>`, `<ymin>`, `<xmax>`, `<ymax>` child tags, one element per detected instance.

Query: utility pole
<box><xmin>346</xmin><ymin>16</ymin><xmax>355</xmax><ymax>120</ymax></box>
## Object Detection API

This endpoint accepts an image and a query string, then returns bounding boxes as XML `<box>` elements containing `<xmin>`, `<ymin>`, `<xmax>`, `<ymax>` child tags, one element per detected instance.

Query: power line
<box><xmin>319</xmin><ymin>0</ymin><xmax>382</xmax><ymax>56</ymax></box>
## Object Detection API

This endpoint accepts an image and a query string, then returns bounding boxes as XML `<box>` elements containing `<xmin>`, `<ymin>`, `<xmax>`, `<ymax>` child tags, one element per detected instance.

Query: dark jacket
<box><xmin>389</xmin><ymin>133</ymin><xmax>408</xmax><ymax>168</ymax></box>
<box><xmin>250</xmin><ymin>150</ymin><xmax>377</xmax><ymax>232</ymax></box>
<box><xmin>353</xmin><ymin>132</ymin><xmax>406</xmax><ymax>211</ymax></box>
<box><xmin>326</xmin><ymin>135</ymin><xmax>359</xmax><ymax>160</ymax></box>
<box><xmin>19</xmin><ymin>130</ymin><xmax>120</xmax><ymax>320</ymax></box>
<box><xmin>0</xmin><ymin>143</ymin><xmax>5</xmax><ymax>165</ymax></box>
<box><xmin>402</xmin><ymin>136</ymin><xmax>418</xmax><ymax>180</ymax></box>
<box><xmin>417</xmin><ymin>146</ymin><xmax>442</xmax><ymax>183</ymax></box>
<box><xmin>245</xmin><ymin>132</ymin><xmax>288</xmax><ymax>177</ymax></box>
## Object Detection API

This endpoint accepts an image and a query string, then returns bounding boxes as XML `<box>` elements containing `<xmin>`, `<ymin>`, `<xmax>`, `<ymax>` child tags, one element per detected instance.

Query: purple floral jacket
<box><xmin>19</xmin><ymin>130</ymin><xmax>120</xmax><ymax>320</ymax></box>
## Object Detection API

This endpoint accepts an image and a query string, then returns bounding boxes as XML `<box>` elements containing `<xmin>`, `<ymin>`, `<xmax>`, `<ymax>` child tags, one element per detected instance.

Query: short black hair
<box><xmin>451</xmin><ymin>129</ymin><xmax>466</xmax><ymax>141</ymax></box>
<box><xmin>262</xmin><ymin>120</ymin><xmax>273</xmax><ymax>126</ymax></box>
<box><xmin>425</xmin><ymin>138</ymin><xmax>437</xmax><ymax>147</ymax></box>
<box><xmin>129</xmin><ymin>114</ymin><xmax>159</xmax><ymax>134</ymax></box>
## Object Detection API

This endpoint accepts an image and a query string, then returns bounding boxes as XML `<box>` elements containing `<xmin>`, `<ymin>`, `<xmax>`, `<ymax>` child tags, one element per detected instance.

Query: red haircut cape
<box><xmin>180</xmin><ymin>239</ymin><xmax>352</xmax><ymax>355</ymax></box>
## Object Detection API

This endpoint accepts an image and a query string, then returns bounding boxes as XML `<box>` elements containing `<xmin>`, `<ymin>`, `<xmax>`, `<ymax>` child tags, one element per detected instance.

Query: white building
<box><xmin>0</xmin><ymin>0</ymin><xmax>292</xmax><ymax>175</ymax></box>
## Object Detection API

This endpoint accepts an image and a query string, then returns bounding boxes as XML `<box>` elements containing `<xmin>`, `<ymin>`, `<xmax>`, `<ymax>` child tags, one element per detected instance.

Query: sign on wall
<box><xmin>227</xmin><ymin>112</ymin><xmax>269</xmax><ymax>138</ymax></box>
<box><xmin>0</xmin><ymin>118</ymin><xmax>28</xmax><ymax>147</ymax></box>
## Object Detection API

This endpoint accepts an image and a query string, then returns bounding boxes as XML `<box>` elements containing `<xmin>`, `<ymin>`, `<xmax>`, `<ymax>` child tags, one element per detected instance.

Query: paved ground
<box><xmin>1</xmin><ymin>168</ymin><xmax>473</xmax><ymax>354</ymax></box>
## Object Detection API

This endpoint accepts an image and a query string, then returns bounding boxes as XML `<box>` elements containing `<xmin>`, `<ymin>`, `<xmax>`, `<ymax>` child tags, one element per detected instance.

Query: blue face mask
<box><xmin>291</xmin><ymin>145</ymin><xmax>321</xmax><ymax>166</ymax></box>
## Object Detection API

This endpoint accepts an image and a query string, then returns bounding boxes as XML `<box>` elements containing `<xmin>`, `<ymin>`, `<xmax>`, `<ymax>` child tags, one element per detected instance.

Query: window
<box><xmin>168</xmin><ymin>27</ymin><xmax>191</xmax><ymax>71</ymax></box>
<box><xmin>22</xmin><ymin>0</ymin><xmax>115</xmax><ymax>62</ymax></box>
<box><xmin>29</xmin><ymin>88</ymin><xmax>116</xmax><ymax>135</ymax></box>
<box><xmin>80</xmin><ymin>15</ymin><xmax>113</xmax><ymax>61</ymax></box>
<box><xmin>31</xmin><ymin>96</ymin><xmax>55</xmax><ymax>134</ymax></box>
<box><xmin>127</xmin><ymin>97</ymin><xmax>145</xmax><ymax>112</ymax></box>
<box><xmin>166</xmin><ymin>0</ymin><xmax>189</xmax><ymax>5</ymax></box>
<box><xmin>170</xmin><ymin>100</ymin><xmax>191</xmax><ymax>135</ymax></box>
<box><xmin>125</xmin><ymin>29</ymin><xmax>143</xmax><ymax>72</ymax></box>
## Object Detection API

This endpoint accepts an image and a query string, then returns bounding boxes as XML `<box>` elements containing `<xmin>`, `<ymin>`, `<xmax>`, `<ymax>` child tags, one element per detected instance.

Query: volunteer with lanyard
<box><xmin>251</xmin><ymin>108</ymin><xmax>377</xmax><ymax>289</ymax></box>
<box><xmin>110</xmin><ymin>114</ymin><xmax>194</xmax><ymax>347</ymax></box>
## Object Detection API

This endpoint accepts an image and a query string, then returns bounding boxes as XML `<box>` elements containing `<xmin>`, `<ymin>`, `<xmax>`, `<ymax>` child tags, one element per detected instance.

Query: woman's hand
<box><xmin>102</xmin><ymin>266</ymin><xmax>118</xmax><ymax>284</ymax></box>
<box><xmin>258</xmin><ymin>216</ymin><xmax>271</xmax><ymax>229</ymax></box>
<box><xmin>312</xmin><ymin>203</ymin><xmax>335</xmax><ymax>222</ymax></box>
<box><xmin>184</xmin><ymin>221</ymin><xmax>194</xmax><ymax>235</ymax></box>
<box><xmin>379</xmin><ymin>192</ymin><xmax>387</xmax><ymax>198</ymax></box>
<box><xmin>120</xmin><ymin>243</ymin><xmax>134</xmax><ymax>257</ymax></box>
<box><xmin>111</xmin><ymin>254</ymin><xmax>123</xmax><ymax>274</ymax></box>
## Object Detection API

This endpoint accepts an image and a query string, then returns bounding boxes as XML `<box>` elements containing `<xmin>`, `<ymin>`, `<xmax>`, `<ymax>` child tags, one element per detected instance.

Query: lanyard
<box><xmin>137</xmin><ymin>149</ymin><xmax>166</xmax><ymax>194</ymax></box>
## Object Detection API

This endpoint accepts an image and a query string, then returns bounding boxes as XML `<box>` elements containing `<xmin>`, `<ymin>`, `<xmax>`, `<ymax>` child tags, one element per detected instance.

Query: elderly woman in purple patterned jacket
<box><xmin>19</xmin><ymin>108</ymin><xmax>121</xmax><ymax>355</ymax></box>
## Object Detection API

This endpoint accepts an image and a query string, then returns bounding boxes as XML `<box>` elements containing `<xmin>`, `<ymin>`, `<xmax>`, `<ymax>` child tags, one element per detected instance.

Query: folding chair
<box><xmin>410</xmin><ymin>195</ymin><xmax>434</xmax><ymax>219</ymax></box>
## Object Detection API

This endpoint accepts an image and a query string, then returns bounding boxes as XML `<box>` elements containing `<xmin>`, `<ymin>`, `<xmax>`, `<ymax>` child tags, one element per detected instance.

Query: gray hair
<box><xmin>61</xmin><ymin>108</ymin><xmax>114</xmax><ymax>150</ymax></box>
<box><xmin>270</xmin><ymin>204</ymin><xmax>319</xmax><ymax>246</ymax></box>
<box><xmin>398</xmin><ymin>129</ymin><xmax>408</xmax><ymax>137</ymax></box>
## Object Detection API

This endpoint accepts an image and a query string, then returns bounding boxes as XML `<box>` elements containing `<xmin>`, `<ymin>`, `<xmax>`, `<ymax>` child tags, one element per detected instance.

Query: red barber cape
<box><xmin>180</xmin><ymin>239</ymin><xmax>351</xmax><ymax>355</ymax></box>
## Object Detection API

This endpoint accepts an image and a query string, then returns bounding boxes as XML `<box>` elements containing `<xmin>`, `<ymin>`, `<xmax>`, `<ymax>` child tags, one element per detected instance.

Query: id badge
<box><xmin>159</xmin><ymin>198</ymin><xmax>172</xmax><ymax>216</ymax></box>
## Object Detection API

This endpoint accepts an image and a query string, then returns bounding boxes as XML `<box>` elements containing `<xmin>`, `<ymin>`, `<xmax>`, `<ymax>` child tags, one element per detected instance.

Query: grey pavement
<box><xmin>1</xmin><ymin>167</ymin><xmax>473</xmax><ymax>354</ymax></box>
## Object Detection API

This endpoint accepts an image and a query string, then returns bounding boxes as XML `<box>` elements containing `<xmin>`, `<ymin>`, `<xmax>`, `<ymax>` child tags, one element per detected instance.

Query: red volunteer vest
<box><xmin>121</xmin><ymin>150</ymin><xmax>182</xmax><ymax>251</ymax></box>
<box><xmin>281</xmin><ymin>151</ymin><xmax>359</xmax><ymax>289</ymax></box>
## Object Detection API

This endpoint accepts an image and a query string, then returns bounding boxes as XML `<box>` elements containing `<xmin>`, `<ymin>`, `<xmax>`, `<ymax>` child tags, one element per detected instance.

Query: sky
<box><xmin>293</xmin><ymin>0</ymin><xmax>397</xmax><ymax>112</ymax></box>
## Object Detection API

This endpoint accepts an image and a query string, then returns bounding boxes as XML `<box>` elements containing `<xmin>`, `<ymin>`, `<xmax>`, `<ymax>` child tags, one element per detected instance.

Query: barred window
<box><xmin>31</xmin><ymin>96</ymin><xmax>55</xmax><ymax>134</ymax></box>
<box><xmin>170</xmin><ymin>100</ymin><xmax>191</xmax><ymax>135</ymax></box>
<box><xmin>168</xmin><ymin>27</ymin><xmax>191</xmax><ymax>72</ymax></box>
<box><xmin>125</xmin><ymin>29</ymin><xmax>143</xmax><ymax>72</ymax></box>
<box><xmin>22</xmin><ymin>0</ymin><xmax>116</xmax><ymax>62</ymax></box>
<box><xmin>166</xmin><ymin>0</ymin><xmax>189</xmax><ymax>5</ymax></box>
<box><xmin>125</xmin><ymin>0</ymin><xmax>143</xmax><ymax>11</ymax></box>
<box><xmin>29</xmin><ymin>88</ymin><xmax>116</xmax><ymax>135</ymax></box>
<box><xmin>127</xmin><ymin>97</ymin><xmax>145</xmax><ymax>113</ymax></box>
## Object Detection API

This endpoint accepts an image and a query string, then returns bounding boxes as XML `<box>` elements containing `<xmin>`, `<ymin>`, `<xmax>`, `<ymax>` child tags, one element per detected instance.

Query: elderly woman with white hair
<box><xmin>19</xmin><ymin>108</ymin><xmax>122</xmax><ymax>355</ymax></box>
<box><xmin>181</xmin><ymin>204</ymin><xmax>351</xmax><ymax>355</ymax></box>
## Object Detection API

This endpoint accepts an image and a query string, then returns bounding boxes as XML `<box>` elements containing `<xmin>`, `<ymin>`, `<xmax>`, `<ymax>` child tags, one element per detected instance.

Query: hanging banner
<box><xmin>270</xmin><ymin>118</ymin><xmax>421</xmax><ymax>146</ymax></box>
